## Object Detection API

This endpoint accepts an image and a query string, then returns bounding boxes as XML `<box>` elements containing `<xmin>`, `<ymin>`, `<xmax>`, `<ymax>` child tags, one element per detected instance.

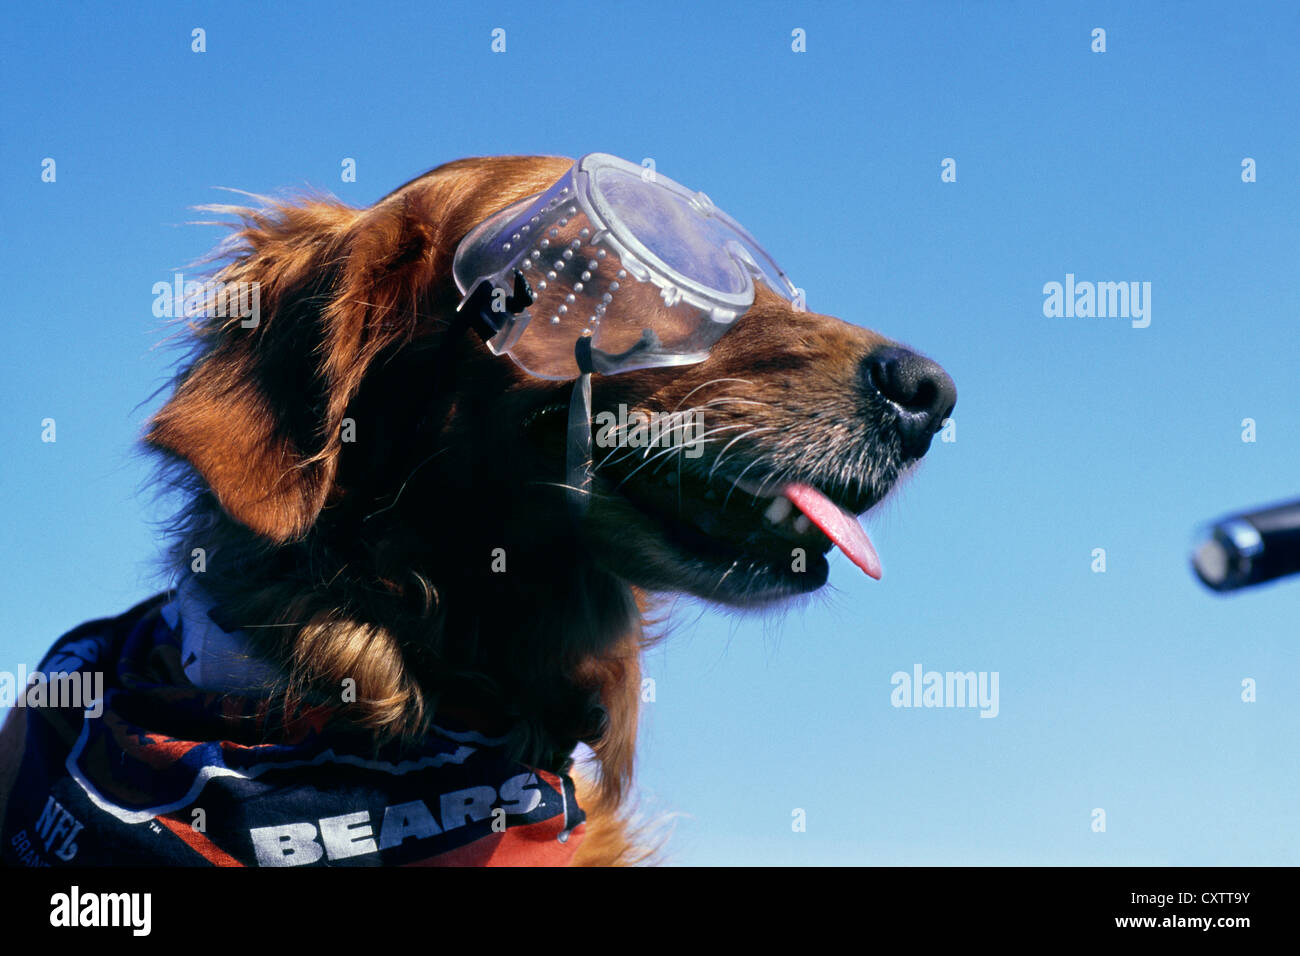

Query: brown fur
<box><xmin>15</xmin><ymin>155</ymin><xmax>944</xmax><ymax>865</ymax></box>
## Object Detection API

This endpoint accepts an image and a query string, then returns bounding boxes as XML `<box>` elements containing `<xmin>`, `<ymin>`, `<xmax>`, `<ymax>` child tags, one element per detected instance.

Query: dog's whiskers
<box><xmin>670</xmin><ymin>378</ymin><xmax>755</xmax><ymax>412</ymax></box>
<box><xmin>601</xmin><ymin>424</ymin><xmax>759</xmax><ymax>486</ymax></box>
<box><xmin>592</xmin><ymin>417</ymin><xmax>738</xmax><ymax>472</ymax></box>
<box><xmin>708</xmin><ymin>426</ymin><xmax>777</xmax><ymax>483</ymax></box>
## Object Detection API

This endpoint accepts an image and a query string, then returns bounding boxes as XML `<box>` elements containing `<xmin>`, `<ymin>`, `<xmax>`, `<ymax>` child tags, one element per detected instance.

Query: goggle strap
<box><xmin>573</xmin><ymin>327</ymin><xmax>667</xmax><ymax>376</ymax></box>
<box><xmin>565</xmin><ymin>367</ymin><xmax>594</xmax><ymax>515</ymax></box>
<box><xmin>461</xmin><ymin>271</ymin><xmax>534</xmax><ymax>344</ymax></box>
<box><xmin>565</xmin><ymin>328</ymin><xmax>666</xmax><ymax>515</ymax></box>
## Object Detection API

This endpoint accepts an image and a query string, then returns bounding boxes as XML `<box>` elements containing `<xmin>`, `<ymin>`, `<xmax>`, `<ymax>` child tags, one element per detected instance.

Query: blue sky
<box><xmin>2</xmin><ymin>1</ymin><xmax>1298</xmax><ymax>864</ymax></box>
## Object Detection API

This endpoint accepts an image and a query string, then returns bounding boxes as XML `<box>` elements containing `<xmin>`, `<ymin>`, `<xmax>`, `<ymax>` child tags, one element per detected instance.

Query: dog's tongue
<box><xmin>783</xmin><ymin>483</ymin><xmax>882</xmax><ymax>580</ymax></box>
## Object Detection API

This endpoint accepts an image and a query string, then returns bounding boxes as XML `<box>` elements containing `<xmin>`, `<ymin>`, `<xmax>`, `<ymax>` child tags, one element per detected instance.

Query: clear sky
<box><xmin>2</xmin><ymin>1</ymin><xmax>1297</xmax><ymax>865</ymax></box>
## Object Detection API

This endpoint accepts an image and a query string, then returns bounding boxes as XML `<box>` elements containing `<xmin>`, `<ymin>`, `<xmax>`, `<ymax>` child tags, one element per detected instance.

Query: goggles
<box><xmin>452</xmin><ymin>152</ymin><xmax>801</xmax><ymax>508</ymax></box>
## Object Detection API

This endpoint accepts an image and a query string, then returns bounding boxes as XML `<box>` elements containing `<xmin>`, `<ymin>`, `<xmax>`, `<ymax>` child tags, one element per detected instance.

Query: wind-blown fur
<box><xmin>0</xmin><ymin>155</ymin><xmax>951</xmax><ymax>865</ymax></box>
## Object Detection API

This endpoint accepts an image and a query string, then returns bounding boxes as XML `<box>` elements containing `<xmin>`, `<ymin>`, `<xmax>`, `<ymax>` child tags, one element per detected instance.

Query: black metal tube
<box><xmin>1192</xmin><ymin>498</ymin><xmax>1300</xmax><ymax>592</ymax></box>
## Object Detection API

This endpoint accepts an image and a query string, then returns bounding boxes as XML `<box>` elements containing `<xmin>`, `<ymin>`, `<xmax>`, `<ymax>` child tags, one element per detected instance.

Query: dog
<box><xmin>0</xmin><ymin>154</ymin><xmax>955</xmax><ymax>866</ymax></box>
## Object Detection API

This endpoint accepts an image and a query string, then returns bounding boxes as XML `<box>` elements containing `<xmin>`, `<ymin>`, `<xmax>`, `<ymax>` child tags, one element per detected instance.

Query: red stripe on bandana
<box><xmin>404</xmin><ymin>819</ymin><xmax>587</xmax><ymax>867</ymax></box>
<box><xmin>157</xmin><ymin>813</ymin><xmax>245</xmax><ymax>866</ymax></box>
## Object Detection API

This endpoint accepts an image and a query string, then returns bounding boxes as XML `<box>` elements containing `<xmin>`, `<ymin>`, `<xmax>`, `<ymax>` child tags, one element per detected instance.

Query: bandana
<box><xmin>1</xmin><ymin>591</ymin><xmax>587</xmax><ymax>867</ymax></box>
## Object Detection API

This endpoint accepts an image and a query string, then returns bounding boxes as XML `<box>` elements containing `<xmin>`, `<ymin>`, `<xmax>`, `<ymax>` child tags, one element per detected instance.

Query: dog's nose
<box><xmin>862</xmin><ymin>346</ymin><xmax>957</xmax><ymax>459</ymax></box>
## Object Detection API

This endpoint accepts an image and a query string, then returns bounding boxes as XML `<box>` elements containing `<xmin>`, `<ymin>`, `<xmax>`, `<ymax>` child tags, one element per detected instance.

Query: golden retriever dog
<box><xmin>0</xmin><ymin>155</ymin><xmax>954</xmax><ymax>866</ymax></box>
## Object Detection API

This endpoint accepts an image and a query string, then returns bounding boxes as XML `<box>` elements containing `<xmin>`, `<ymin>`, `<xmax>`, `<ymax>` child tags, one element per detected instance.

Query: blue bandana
<box><xmin>2</xmin><ymin>594</ymin><xmax>586</xmax><ymax>866</ymax></box>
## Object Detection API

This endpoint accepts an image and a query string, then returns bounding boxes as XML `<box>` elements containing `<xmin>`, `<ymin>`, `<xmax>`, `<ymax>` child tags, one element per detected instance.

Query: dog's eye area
<box><xmin>521</xmin><ymin>402</ymin><xmax>568</xmax><ymax>432</ymax></box>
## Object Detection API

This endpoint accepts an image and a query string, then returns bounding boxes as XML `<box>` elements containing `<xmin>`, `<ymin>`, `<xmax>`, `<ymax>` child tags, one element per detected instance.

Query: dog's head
<box><xmin>145</xmin><ymin>155</ymin><xmax>954</xmax><ymax>774</ymax></box>
<box><xmin>150</xmin><ymin>155</ymin><xmax>954</xmax><ymax>604</ymax></box>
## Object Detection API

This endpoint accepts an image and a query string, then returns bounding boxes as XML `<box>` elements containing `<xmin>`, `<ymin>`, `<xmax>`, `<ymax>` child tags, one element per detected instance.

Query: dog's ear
<box><xmin>147</xmin><ymin>195</ymin><xmax>440</xmax><ymax>543</ymax></box>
